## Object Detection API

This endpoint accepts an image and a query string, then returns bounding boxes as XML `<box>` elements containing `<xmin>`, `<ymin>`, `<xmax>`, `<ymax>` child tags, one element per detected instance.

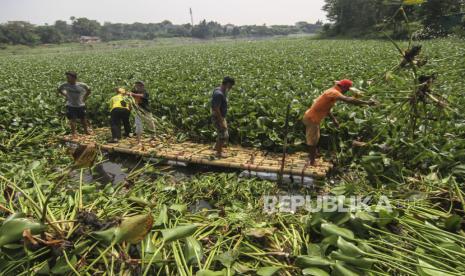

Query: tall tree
<box><xmin>1</xmin><ymin>21</ymin><xmax>40</xmax><ymax>45</ymax></box>
<box><xmin>419</xmin><ymin>0</ymin><xmax>465</xmax><ymax>36</ymax></box>
<box><xmin>54</xmin><ymin>20</ymin><xmax>72</xmax><ymax>40</ymax></box>
<box><xmin>71</xmin><ymin>17</ymin><xmax>101</xmax><ymax>36</ymax></box>
<box><xmin>36</xmin><ymin>26</ymin><xmax>64</xmax><ymax>44</ymax></box>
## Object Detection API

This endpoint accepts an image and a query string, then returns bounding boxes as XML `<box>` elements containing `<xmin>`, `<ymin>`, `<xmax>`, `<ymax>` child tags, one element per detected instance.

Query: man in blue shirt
<box><xmin>211</xmin><ymin>77</ymin><xmax>235</xmax><ymax>158</ymax></box>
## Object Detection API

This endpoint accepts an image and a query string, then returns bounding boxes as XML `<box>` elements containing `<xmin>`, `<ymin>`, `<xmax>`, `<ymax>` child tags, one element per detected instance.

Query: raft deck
<box><xmin>62</xmin><ymin>128</ymin><xmax>332</xmax><ymax>179</ymax></box>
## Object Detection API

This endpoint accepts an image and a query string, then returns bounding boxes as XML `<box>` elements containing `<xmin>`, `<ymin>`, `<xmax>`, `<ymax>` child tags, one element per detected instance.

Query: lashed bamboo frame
<box><xmin>62</xmin><ymin>128</ymin><xmax>332</xmax><ymax>179</ymax></box>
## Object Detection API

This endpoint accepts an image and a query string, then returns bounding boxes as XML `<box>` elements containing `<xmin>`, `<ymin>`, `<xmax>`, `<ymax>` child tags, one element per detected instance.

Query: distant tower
<box><xmin>190</xmin><ymin>8</ymin><xmax>194</xmax><ymax>26</ymax></box>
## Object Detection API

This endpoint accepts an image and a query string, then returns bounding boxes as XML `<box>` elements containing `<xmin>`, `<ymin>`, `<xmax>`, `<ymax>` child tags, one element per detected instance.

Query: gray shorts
<box><xmin>135</xmin><ymin>114</ymin><xmax>143</xmax><ymax>135</ymax></box>
<box><xmin>212</xmin><ymin>116</ymin><xmax>229</xmax><ymax>142</ymax></box>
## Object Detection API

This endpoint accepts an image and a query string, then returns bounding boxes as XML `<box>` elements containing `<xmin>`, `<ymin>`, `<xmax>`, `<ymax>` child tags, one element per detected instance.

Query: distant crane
<box><xmin>189</xmin><ymin>8</ymin><xmax>194</xmax><ymax>26</ymax></box>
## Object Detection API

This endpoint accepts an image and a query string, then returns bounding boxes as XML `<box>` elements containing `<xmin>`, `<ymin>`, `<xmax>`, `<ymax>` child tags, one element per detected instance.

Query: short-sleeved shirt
<box><xmin>131</xmin><ymin>89</ymin><xmax>150</xmax><ymax>111</ymax></box>
<box><xmin>303</xmin><ymin>87</ymin><xmax>343</xmax><ymax>124</ymax></box>
<box><xmin>58</xmin><ymin>82</ymin><xmax>90</xmax><ymax>107</ymax></box>
<box><xmin>211</xmin><ymin>88</ymin><xmax>227</xmax><ymax>118</ymax></box>
<box><xmin>109</xmin><ymin>94</ymin><xmax>130</xmax><ymax>111</ymax></box>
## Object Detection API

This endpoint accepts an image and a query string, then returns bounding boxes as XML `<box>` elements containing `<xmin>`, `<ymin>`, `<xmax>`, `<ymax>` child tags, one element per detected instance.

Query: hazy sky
<box><xmin>0</xmin><ymin>0</ymin><xmax>326</xmax><ymax>26</ymax></box>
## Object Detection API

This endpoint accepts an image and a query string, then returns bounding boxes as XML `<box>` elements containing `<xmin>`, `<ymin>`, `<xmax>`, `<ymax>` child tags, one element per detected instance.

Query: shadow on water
<box><xmin>71</xmin><ymin>152</ymin><xmax>315</xmax><ymax>191</ymax></box>
<box><xmin>71</xmin><ymin>152</ymin><xmax>238</xmax><ymax>185</ymax></box>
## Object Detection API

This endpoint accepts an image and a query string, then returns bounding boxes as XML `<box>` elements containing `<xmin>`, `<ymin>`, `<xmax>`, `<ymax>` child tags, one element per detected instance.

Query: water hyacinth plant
<box><xmin>0</xmin><ymin>5</ymin><xmax>464</xmax><ymax>272</ymax></box>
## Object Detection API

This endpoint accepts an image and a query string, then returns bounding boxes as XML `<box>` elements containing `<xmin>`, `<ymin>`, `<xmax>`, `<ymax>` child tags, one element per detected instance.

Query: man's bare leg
<box><xmin>137</xmin><ymin>133</ymin><xmax>143</xmax><ymax>147</ymax></box>
<box><xmin>81</xmin><ymin>118</ymin><xmax>93</xmax><ymax>135</ymax></box>
<box><xmin>214</xmin><ymin>139</ymin><xmax>225</xmax><ymax>157</ymax></box>
<box><xmin>70</xmin><ymin>120</ymin><xmax>77</xmax><ymax>138</ymax></box>
<box><xmin>308</xmin><ymin>145</ymin><xmax>317</xmax><ymax>166</ymax></box>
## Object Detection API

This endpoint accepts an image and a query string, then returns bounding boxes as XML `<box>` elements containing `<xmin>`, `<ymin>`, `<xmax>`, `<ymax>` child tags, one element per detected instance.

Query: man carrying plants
<box><xmin>129</xmin><ymin>81</ymin><xmax>151</xmax><ymax>146</ymax></box>
<box><xmin>211</xmin><ymin>76</ymin><xmax>235</xmax><ymax>158</ymax></box>
<box><xmin>109</xmin><ymin>88</ymin><xmax>132</xmax><ymax>143</ymax></box>
<box><xmin>303</xmin><ymin>79</ymin><xmax>377</xmax><ymax>166</ymax></box>
<box><xmin>58</xmin><ymin>71</ymin><xmax>92</xmax><ymax>138</ymax></box>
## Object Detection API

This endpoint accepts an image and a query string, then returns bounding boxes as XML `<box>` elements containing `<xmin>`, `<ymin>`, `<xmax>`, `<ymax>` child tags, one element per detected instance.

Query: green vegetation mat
<box><xmin>0</xmin><ymin>37</ymin><xmax>464</xmax><ymax>275</ymax></box>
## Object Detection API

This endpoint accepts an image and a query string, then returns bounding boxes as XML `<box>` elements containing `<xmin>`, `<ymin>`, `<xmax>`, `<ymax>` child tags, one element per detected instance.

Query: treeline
<box><xmin>322</xmin><ymin>0</ymin><xmax>465</xmax><ymax>38</ymax></box>
<box><xmin>0</xmin><ymin>17</ymin><xmax>323</xmax><ymax>46</ymax></box>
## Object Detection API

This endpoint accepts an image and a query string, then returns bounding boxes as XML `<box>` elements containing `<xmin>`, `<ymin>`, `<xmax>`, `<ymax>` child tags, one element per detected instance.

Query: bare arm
<box><xmin>212</xmin><ymin>106</ymin><xmax>226</xmax><ymax>129</ymax></box>
<box><xmin>57</xmin><ymin>86</ymin><xmax>67</xmax><ymax>98</ymax></box>
<box><xmin>337</xmin><ymin>95</ymin><xmax>375</xmax><ymax>106</ymax></box>
<box><xmin>130</xmin><ymin>92</ymin><xmax>144</xmax><ymax>98</ymax></box>
<box><xmin>329</xmin><ymin>112</ymin><xmax>340</xmax><ymax>128</ymax></box>
<box><xmin>83</xmin><ymin>88</ymin><xmax>91</xmax><ymax>102</ymax></box>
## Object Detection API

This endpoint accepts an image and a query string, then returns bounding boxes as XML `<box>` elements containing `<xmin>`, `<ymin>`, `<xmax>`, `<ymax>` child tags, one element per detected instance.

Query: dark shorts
<box><xmin>66</xmin><ymin>106</ymin><xmax>86</xmax><ymax>120</ymax></box>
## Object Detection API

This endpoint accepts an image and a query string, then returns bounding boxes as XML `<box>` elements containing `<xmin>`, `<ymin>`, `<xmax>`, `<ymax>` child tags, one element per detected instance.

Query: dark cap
<box><xmin>135</xmin><ymin>81</ymin><xmax>145</xmax><ymax>85</ymax></box>
<box><xmin>65</xmin><ymin>71</ymin><xmax>77</xmax><ymax>78</ymax></box>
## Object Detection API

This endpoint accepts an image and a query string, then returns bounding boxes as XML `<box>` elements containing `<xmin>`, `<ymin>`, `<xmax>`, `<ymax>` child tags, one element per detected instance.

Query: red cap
<box><xmin>336</xmin><ymin>79</ymin><xmax>353</xmax><ymax>89</ymax></box>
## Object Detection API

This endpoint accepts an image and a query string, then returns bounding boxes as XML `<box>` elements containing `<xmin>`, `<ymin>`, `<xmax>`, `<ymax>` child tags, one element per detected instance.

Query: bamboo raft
<box><xmin>62</xmin><ymin>128</ymin><xmax>332</xmax><ymax>178</ymax></box>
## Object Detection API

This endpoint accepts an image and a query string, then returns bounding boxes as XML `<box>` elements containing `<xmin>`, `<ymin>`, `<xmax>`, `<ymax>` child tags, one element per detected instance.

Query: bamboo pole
<box><xmin>278</xmin><ymin>104</ymin><xmax>291</xmax><ymax>185</ymax></box>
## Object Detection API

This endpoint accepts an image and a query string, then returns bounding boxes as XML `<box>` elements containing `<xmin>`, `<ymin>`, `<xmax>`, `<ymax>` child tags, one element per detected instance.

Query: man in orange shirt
<box><xmin>303</xmin><ymin>79</ymin><xmax>376</xmax><ymax>165</ymax></box>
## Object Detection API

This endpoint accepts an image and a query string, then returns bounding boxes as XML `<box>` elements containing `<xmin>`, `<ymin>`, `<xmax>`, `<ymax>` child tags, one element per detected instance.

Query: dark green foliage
<box><xmin>322</xmin><ymin>0</ymin><xmax>465</xmax><ymax>38</ymax></box>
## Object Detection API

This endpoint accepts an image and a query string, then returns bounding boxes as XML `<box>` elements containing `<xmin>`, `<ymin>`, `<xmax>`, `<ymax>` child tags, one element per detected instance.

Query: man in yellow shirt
<box><xmin>109</xmin><ymin>88</ymin><xmax>131</xmax><ymax>143</ymax></box>
<box><xmin>303</xmin><ymin>79</ymin><xmax>376</xmax><ymax>165</ymax></box>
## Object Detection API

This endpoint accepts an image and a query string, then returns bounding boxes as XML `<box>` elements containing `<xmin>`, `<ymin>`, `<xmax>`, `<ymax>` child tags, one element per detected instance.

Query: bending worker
<box><xmin>302</xmin><ymin>79</ymin><xmax>376</xmax><ymax>165</ymax></box>
<box><xmin>109</xmin><ymin>88</ymin><xmax>132</xmax><ymax>143</ymax></box>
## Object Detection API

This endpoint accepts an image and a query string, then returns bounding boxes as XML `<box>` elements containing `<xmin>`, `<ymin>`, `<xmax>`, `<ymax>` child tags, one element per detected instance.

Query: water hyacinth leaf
<box><xmin>91</xmin><ymin>227</ymin><xmax>117</xmax><ymax>244</ymax></box>
<box><xmin>321</xmin><ymin>235</ymin><xmax>339</xmax><ymax>254</ymax></box>
<box><xmin>35</xmin><ymin>261</ymin><xmax>50</xmax><ymax>275</ymax></box>
<box><xmin>144</xmin><ymin>234</ymin><xmax>163</xmax><ymax>266</ymax></box>
<box><xmin>444</xmin><ymin>215</ymin><xmax>462</xmax><ymax>232</ymax></box>
<box><xmin>154</xmin><ymin>204</ymin><xmax>168</xmax><ymax>227</ymax></box>
<box><xmin>114</xmin><ymin>213</ymin><xmax>154</xmax><ymax>244</ymax></box>
<box><xmin>417</xmin><ymin>259</ymin><xmax>455</xmax><ymax>276</ymax></box>
<box><xmin>307</xmin><ymin>243</ymin><xmax>323</xmax><ymax>257</ymax></box>
<box><xmin>183</xmin><ymin>236</ymin><xmax>203</xmax><ymax>264</ymax></box>
<box><xmin>29</xmin><ymin>160</ymin><xmax>41</xmax><ymax>171</ymax></box>
<box><xmin>0</xmin><ymin>214</ymin><xmax>46</xmax><ymax>247</ymax></box>
<box><xmin>72</xmin><ymin>240</ymin><xmax>92</xmax><ymax>255</ymax></box>
<box><xmin>50</xmin><ymin>255</ymin><xmax>77</xmax><ymax>275</ymax></box>
<box><xmin>330</xmin><ymin>185</ymin><xmax>347</xmax><ymax>196</ymax></box>
<box><xmin>161</xmin><ymin>224</ymin><xmax>197</xmax><ymax>242</ymax></box>
<box><xmin>376</xmin><ymin>208</ymin><xmax>398</xmax><ymax>227</ymax></box>
<box><xmin>302</xmin><ymin>267</ymin><xmax>330</xmax><ymax>276</ymax></box>
<box><xmin>320</xmin><ymin>223</ymin><xmax>355</xmax><ymax>240</ymax></box>
<box><xmin>169</xmin><ymin>203</ymin><xmax>187</xmax><ymax>213</ymax></box>
<box><xmin>357</xmin><ymin>241</ymin><xmax>376</xmax><ymax>254</ymax></box>
<box><xmin>436</xmin><ymin>242</ymin><xmax>465</xmax><ymax>255</ymax></box>
<box><xmin>80</xmin><ymin>185</ymin><xmax>96</xmax><ymax>194</ymax></box>
<box><xmin>244</xmin><ymin>227</ymin><xmax>276</xmax><ymax>238</ymax></box>
<box><xmin>256</xmin><ymin>266</ymin><xmax>281</xmax><ymax>276</ymax></box>
<box><xmin>336</xmin><ymin>237</ymin><xmax>365</xmax><ymax>257</ymax></box>
<box><xmin>354</xmin><ymin>211</ymin><xmax>376</xmax><ymax>223</ymax></box>
<box><xmin>128</xmin><ymin>196</ymin><xmax>151</xmax><ymax>206</ymax></box>
<box><xmin>232</xmin><ymin>262</ymin><xmax>254</xmax><ymax>274</ymax></box>
<box><xmin>331</xmin><ymin>212</ymin><xmax>351</xmax><ymax>226</ymax></box>
<box><xmin>196</xmin><ymin>269</ymin><xmax>226</xmax><ymax>276</ymax></box>
<box><xmin>329</xmin><ymin>251</ymin><xmax>375</xmax><ymax>269</ymax></box>
<box><xmin>332</xmin><ymin>262</ymin><xmax>361</xmax><ymax>276</ymax></box>
<box><xmin>295</xmin><ymin>255</ymin><xmax>334</xmax><ymax>268</ymax></box>
<box><xmin>215</xmin><ymin>250</ymin><xmax>239</xmax><ymax>268</ymax></box>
